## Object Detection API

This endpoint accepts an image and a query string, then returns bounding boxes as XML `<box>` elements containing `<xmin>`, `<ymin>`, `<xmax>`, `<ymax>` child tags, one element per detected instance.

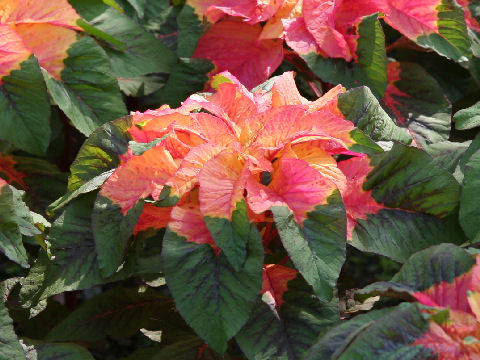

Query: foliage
<box><xmin>0</xmin><ymin>0</ymin><xmax>480</xmax><ymax>359</ymax></box>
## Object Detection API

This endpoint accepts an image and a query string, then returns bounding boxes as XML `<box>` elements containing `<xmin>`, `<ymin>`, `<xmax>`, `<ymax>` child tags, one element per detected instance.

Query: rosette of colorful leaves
<box><xmin>46</xmin><ymin>71</ymin><xmax>465</xmax><ymax>353</ymax></box>
<box><xmin>93</xmin><ymin>71</ymin><xmax>367</xmax><ymax>350</ymax></box>
<box><xmin>311</xmin><ymin>244</ymin><xmax>480</xmax><ymax>360</ymax></box>
<box><xmin>188</xmin><ymin>0</ymin><xmax>474</xmax><ymax>95</ymax></box>
<box><xmin>50</xmin><ymin>71</ymin><xmax>367</xmax><ymax>352</ymax></box>
<box><xmin>0</xmin><ymin>0</ymin><xmax>127</xmax><ymax>154</ymax></box>
<box><xmin>184</xmin><ymin>1</ymin><xmax>480</xmax><ymax>153</ymax></box>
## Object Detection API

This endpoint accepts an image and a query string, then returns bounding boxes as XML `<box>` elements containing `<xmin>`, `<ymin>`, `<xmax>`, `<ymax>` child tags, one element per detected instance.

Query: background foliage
<box><xmin>1</xmin><ymin>0</ymin><xmax>480</xmax><ymax>359</ymax></box>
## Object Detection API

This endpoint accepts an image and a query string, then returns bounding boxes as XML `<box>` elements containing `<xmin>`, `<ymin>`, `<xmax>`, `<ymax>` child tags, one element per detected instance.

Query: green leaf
<box><xmin>77</xmin><ymin>18</ymin><xmax>126</xmax><ymax>50</ymax></box>
<box><xmin>365</xmin><ymin>144</ymin><xmax>459</xmax><ymax>217</ymax></box>
<box><xmin>161</xmin><ymin>225</ymin><xmax>263</xmax><ymax>353</ymax></box>
<box><xmin>23</xmin><ymin>341</ymin><xmax>94</xmax><ymax>360</ymax></box>
<box><xmin>304</xmin><ymin>304</ymin><xmax>432</xmax><ymax>360</ymax></box>
<box><xmin>20</xmin><ymin>195</ymin><xmax>161</xmax><ymax>307</ymax></box>
<box><xmin>350</xmin><ymin>143</ymin><xmax>463</xmax><ymax>262</ymax></box>
<box><xmin>47</xmin><ymin>169</ymin><xmax>113</xmax><ymax>214</ymax></box>
<box><xmin>19</xmin><ymin>195</ymin><xmax>105</xmax><ymax>307</ymax></box>
<box><xmin>67</xmin><ymin>115</ymin><xmax>133</xmax><ymax>192</ymax></box>
<box><xmin>460</xmin><ymin>132</ymin><xmax>480</xmax><ymax>172</ymax></box>
<box><xmin>454</xmin><ymin>100</ymin><xmax>480</xmax><ymax>130</ymax></box>
<box><xmin>424</xmin><ymin>141</ymin><xmax>471</xmax><ymax>179</ymax></box>
<box><xmin>0</xmin><ymin>300</ymin><xmax>24</xmax><ymax>360</ymax></box>
<box><xmin>204</xmin><ymin>200</ymin><xmax>250</xmax><ymax>271</ymax></box>
<box><xmin>355</xmin><ymin>13</ymin><xmax>388</xmax><ymax>97</ymax></box>
<box><xmin>469</xmin><ymin>29</ymin><xmax>480</xmax><ymax>85</ymax></box>
<box><xmin>42</xmin><ymin>36</ymin><xmax>127</xmax><ymax>136</ymax></box>
<box><xmin>415</xmin><ymin>0</ymin><xmax>472</xmax><ymax>63</ymax></box>
<box><xmin>118</xmin><ymin>74</ymin><xmax>167</xmax><ymax>97</ymax></box>
<box><xmin>347</xmin><ymin>129</ymin><xmax>384</xmax><ymax>155</ymax></box>
<box><xmin>0</xmin><ymin>56</ymin><xmax>51</xmax><ymax>155</ymax></box>
<box><xmin>355</xmin><ymin>281</ymin><xmax>417</xmax><ymax>303</ymax></box>
<box><xmin>460</xmin><ymin>148</ymin><xmax>480</xmax><ymax>241</ymax></box>
<box><xmin>381</xmin><ymin>62</ymin><xmax>451</xmax><ymax>147</ymax></box>
<box><xmin>103</xmin><ymin>0</ymin><xmax>124</xmax><ymax>13</ymax></box>
<box><xmin>0</xmin><ymin>185</ymin><xmax>41</xmax><ymax>268</ymax></box>
<box><xmin>352</xmin><ymin>211</ymin><xmax>464</xmax><ymax>262</ymax></box>
<box><xmin>337</xmin><ymin>86</ymin><xmax>411</xmax><ymax>144</ymax></box>
<box><xmin>11</xmin><ymin>156</ymin><xmax>67</xmax><ymax>214</ymax></box>
<box><xmin>408</xmin><ymin>52</ymin><xmax>478</xmax><ymax>104</ymax></box>
<box><xmin>391</xmin><ymin>243</ymin><xmax>475</xmax><ymax>290</ymax></box>
<box><xmin>272</xmin><ymin>190</ymin><xmax>346</xmax><ymax>301</ymax></box>
<box><xmin>158</xmin><ymin>58</ymin><xmax>213</xmax><ymax>108</ymax></box>
<box><xmin>236</xmin><ymin>276</ymin><xmax>339</xmax><ymax>360</ymax></box>
<box><xmin>115</xmin><ymin>0</ymin><xmax>146</xmax><ymax>18</ymax></box>
<box><xmin>84</xmin><ymin>4</ymin><xmax>177</xmax><ymax>77</ymax></box>
<box><xmin>46</xmin><ymin>287</ymin><xmax>174</xmax><ymax>342</ymax></box>
<box><xmin>357</xmin><ymin>244</ymin><xmax>475</xmax><ymax>300</ymax></box>
<box><xmin>92</xmin><ymin>194</ymin><xmax>144</xmax><ymax>277</ymax></box>
<box><xmin>303</xmin><ymin>14</ymin><xmax>387</xmax><ymax>98</ymax></box>
<box><xmin>19</xmin><ymin>300</ymin><xmax>70</xmax><ymax>340</ymax></box>
<box><xmin>122</xmin><ymin>337</ymin><xmax>226</xmax><ymax>360</ymax></box>
<box><xmin>128</xmin><ymin>137</ymin><xmax>168</xmax><ymax>156</ymax></box>
<box><xmin>176</xmin><ymin>4</ymin><xmax>203</xmax><ymax>58</ymax></box>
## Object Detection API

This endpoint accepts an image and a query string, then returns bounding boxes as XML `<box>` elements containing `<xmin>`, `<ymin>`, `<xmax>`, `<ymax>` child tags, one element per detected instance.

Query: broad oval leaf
<box><xmin>382</xmin><ymin>61</ymin><xmax>451</xmax><ymax>147</ymax></box>
<box><xmin>236</xmin><ymin>271</ymin><xmax>339</xmax><ymax>359</ymax></box>
<box><xmin>345</xmin><ymin>143</ymin><xmax>463</xmax><ymax>262</ymax></box>
<box><xmin>161</xmin><ymin>220</ymin><xmax>263</xmax><ymax>353</ymax></box>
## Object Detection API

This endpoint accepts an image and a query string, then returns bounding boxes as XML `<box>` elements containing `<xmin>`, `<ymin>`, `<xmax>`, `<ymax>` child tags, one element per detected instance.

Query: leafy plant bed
<box><xmin>1</xmin><ymin>0</ymin><xmax>480</xmax><ymax>359</ymax></box>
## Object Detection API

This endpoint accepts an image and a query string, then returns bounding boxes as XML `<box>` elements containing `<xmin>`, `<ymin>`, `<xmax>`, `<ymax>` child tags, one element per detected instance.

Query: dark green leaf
<box><xmin>23</xmin><ymin>341</ymin><xmax>94</xmax><ymax>360</ymax></box>
<box><xmin>0</xmin><ymin>56</ymin><xmax>51</xmax><ymax>155</ymax></box>
<box><xmin>236</xmin><ymin>276</ymin><xmax>339</xmax><ymax>360</ymax></box>
<box><xmin>46</xmin><ymin>287</ymin><xmax>174</xmax><ymax>342</ymax></box>
<box><xmin>47</xmin><ymin>169</ymin><xmax>113</xmax><ymax>214</ymax></box>
<box><xmin>77</xmin><ymin>18</ymin><xmax>126</xmax><ymax>50</ymax></box>
<box><xmin>352</xmin><ymin>211</ymin><xmax>464</xmax><ymax>262</ymax></box>
<box><xmin>356</xmin><ymin>13</ymin><xmax>388</xmax><ymax>97</ymax></box>
<box><xmin>304</xmin><ymin>304</ymin><xmax>432</xmax><ymax>360</ymax></box>
<box><xmin>20</xmin><ymin>195</ymin><xmax>161</xmax><ymax>307</ymax></box>
<box><xmin>350</xmin><ymin>143</ymin><xmax>463</xmax><ymax>262</ymax></box>
<box><xmin>43</xmin><ymin>36</ymin><xmax>127</xmax><ymax>136</ymax></box>
<box><xmin>454</xmin><ymin>100</ymin><xmax>480</xmax><ymax>130</ymax></box>
<box><xmin>118</xmin><ymin>74</ymin><xmax>167</xmax><ymax>97</ymax></box>
<box><xmin>122</xmin><ymin>337</ymin><xmax>227</xmax><ymax>360</ymax></box>
<box><xmin>460</xmin><ymin>148</ymin><xmax>480</xmax><ymax>241</ymax></box>
<box><xmin>87</xmin><ymin>6</ymin><xmax>177</xmax><ymax>77</ymax></box>
<box><xmin>19</xmin><ymin>195</ymin><xmax>104</xmax><ymax>307</ymax></box>
<box><xmin>0</xmin><ymin>300</ymin><xmax>24</xmax><ymax>360</ymax></box>
<box><xmin>176</xmin><ymin>5</ymin><xmax>203</xmax><ymax>58</ymax></box>
<box><xmin>158</xmin><ymin>58</ymin><xmax>213</xmax><ymax>108</ymax></box>
<box><xmin>272</xmin><ymin>191</ymin><xmax>346</xmax><ymax>301</ymax></box>
<box><xmin>20</xmin><ymin>300</ymin><xmax>70</xmax><ymax>340</ymax></box>
<box><xmin>92</xmin><ymin>195</ymin><xmax>144</xmax><ymax>277</ymax></box>
<box><xmin>0</xmin><ymin>185</ymin><xmax>41</xmax><ymax>268</ymax></box>
<box><xmin>381</xmin><ymin>62</ymin><xmax>451</xmax><ymax>147</ymax></box>
<box><xmin>365</xmin><ymin>144</ymin><xmax>459</xmax><ymax>217</ymax></box>
<box><xmin>204</xmin><ymin>200</ymin><xmax>250</xmax><ymax>271</ymax></box>
<box><xmin>424</xmin><ymin>141</ymin><xmax>471</xmax><ymax>182</ymax></box>
<box><xmin>391</xmin><ymin>243</ymin><xmax>475</xmax><ymax>290</ymax></box>
<box><xmin>358</xmin><ymin>244</ymin><xmax>475</xmax><ymax>299</ymax></box>
<box><xmin>337</xmin><ymin>86</ymin><xmax>411</xmax><ymax>144</ymax></box>
<box><xmin>162</xmin><ymin>225</ymin><xmax>263</xmax><ymax>353</ymax></box>
<box><xmin>11</xmin><ymin>156</ymin><xmax>67</xmax><ymax>214</ymax></box>
<box><xmin>67</xmin><ymin>115</ymin><xmax>132</xmax><ymax>192</ymax></box>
